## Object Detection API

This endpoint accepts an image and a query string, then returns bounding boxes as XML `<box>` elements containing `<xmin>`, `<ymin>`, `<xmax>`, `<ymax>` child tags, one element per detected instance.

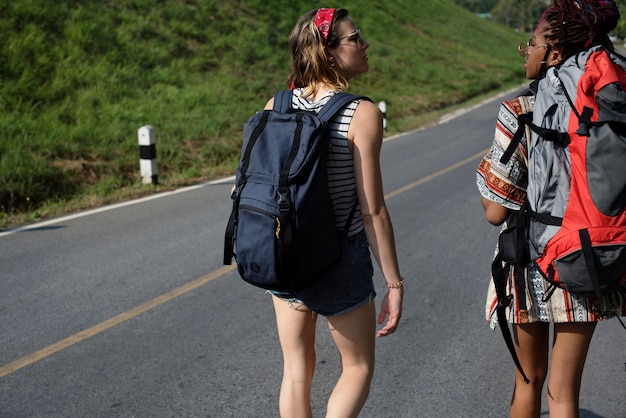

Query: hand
<box><xmin>377</xmin><ymin>288</ymin><xmax>403</xmax><ymax>337</ymax></box>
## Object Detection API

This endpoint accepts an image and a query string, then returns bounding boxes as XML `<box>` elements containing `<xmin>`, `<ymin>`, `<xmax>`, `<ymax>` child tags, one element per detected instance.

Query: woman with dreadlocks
<box><xmin>477</xmin><ymin>1</ymin><xmax>623</xmax><ymax>417</ymax></box>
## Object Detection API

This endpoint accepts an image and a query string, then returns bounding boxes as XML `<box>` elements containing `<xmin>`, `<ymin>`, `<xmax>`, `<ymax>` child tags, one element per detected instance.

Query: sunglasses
<box><xmin>337</xmin><ymin>29</ymin><xmax>365</xmax><ymax>45</ymax></box>
<box><xmin>518</xmin><ymin>38</ymin><xmax>550</xmax><ymax>57</ymax></box>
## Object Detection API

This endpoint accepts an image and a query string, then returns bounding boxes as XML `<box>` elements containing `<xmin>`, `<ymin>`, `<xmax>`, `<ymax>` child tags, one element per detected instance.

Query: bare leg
<box><xmin>547</xmin><ymin>322</ymin><xmax>596</xmax><ymax>418</ymax></box>
<box><xmin>325</xmin><ymin>301</ymin><xmax>376</xmax><ymax>418</ymax></box>
<box><xmin>510</xmin><ymin>322</ymin><xmax>550</xmax><ymax>418</ymax></box>
<box><xmin>272</xmin><ymin>295</ymin><xmax>318</xmax><ymax>418</ymax></box>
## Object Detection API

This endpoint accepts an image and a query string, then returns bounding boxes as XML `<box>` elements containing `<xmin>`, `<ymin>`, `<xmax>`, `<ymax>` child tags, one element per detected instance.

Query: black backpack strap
<box><xmin>579</xmin><ymin>228</ymin><xmax>603</xmax><ymax>300</ymax></box>
<box><xmin>529</xmin><ymin>210</ymin><xmax>562</xmax><ymax>227</ymax></box>
<box><xmin>533</xmin><ymin>125</ymin><xmax>571</xmax><ymax>147</ymax></box>
<box><xmin>500</xmin><ymin>107</ymin><xmax>572</xmax><ymax>167</ymax></box>
<box><xmin>492</xmin><ymin>231</ymin><xmax>531</xmax><ymax>385</ymax></box>
<box><xmin>223</xmin><ymin>110</ymin><xmax>272</xmax><ymax>265</ymax></box>
<box><xmin>223</xmin><ymin>191</ymin><xmax>238</xmax><ymax>265</ymax></box>
<box><xmin>500</xmin><ymin>112</ymin><xmax>532</xmax><ymax>164</ymax></box>
<box><xmin>491</xmin><ymin>205</ymin><xmax>532</xmax><ymax>384</ymax></box>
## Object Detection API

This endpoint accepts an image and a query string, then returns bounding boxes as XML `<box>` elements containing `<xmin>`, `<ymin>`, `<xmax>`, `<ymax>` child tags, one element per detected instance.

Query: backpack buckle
<box><xmin>231</xmin><ymin>184</ymin><xmax>244</xmax><ymax>200</ymax></box>
<box><xmin>576</xmin><ymin>107</ymin><xmax>593</xmax><ymax>136</ymax></box>
<box><xmin>277</xmin><ymin>191</ymin><xmax>291</xmax><ymax>211</ymax></box>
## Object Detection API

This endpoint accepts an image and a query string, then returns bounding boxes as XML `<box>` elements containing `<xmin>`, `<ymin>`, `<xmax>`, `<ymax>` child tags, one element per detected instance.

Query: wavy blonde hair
<box><xmin>287</xmin><ymin>8</ymin><xmax>350</xmax><ymax>97</ymax></box>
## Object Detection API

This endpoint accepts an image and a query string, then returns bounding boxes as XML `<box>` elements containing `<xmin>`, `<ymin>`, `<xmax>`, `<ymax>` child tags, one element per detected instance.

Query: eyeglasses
<box><xmin>518</xmin><ymin>38</ymin><xmax>550</xmax><ymax>57</ymax></box>
<box><xmin>337</xmin><ymin>29</ymin><xmax>365</xmax><ymax>45</ymax></box>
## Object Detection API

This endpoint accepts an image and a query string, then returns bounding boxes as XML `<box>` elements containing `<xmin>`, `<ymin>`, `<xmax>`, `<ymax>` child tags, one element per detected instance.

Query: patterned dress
<box><xmin>476</xmin><ymin>95</ymin><xmax>626</xmax><ymax>328</ymax></box>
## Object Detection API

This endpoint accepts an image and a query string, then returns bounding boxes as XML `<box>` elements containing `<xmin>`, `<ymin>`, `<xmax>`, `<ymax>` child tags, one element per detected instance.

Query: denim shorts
<box><xmin>270</xmin><ymin>229</ymin><xmax>376</xmax><ymax>317</ymax></box>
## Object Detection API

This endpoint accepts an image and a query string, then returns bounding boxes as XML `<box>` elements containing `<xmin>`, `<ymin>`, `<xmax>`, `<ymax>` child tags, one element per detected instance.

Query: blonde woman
<box><xmin>265</xmin><ymin>8</ymin><xmax>404</xmax><ymax>418</ymax></box>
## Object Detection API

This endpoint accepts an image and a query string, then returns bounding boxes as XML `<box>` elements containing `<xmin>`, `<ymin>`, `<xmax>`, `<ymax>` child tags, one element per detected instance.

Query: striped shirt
<box><xmin>291</xmin><ymin>88</ymin><xmax>364</xmax><ymax>236</ymax></box>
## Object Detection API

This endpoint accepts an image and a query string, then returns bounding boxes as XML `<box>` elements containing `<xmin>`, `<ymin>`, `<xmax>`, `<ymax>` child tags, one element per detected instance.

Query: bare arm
<box><xmin>481</xmin><ymin>197</ymin><xmax>509</xmax><ymax>226</ymax></box>
<box><xmin>349</xmin><ymin>100</ymin><xmax>403</xmax><ymax>337</ymax></box>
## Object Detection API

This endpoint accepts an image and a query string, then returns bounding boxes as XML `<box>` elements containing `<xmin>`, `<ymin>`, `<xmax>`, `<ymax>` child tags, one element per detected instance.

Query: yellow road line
<box><xmin>385</xmin><ymin>149</ymin><xmax>488</xmax><ymax>199</ymax></box>
<box><xmin>0</xmin><ymin>148</ymin><xmax>487</xmax><ymax>379</ymax></box>
<box><xmin>0</xmin><ymin>265</ymin><xmax>236</xmax><ymax>378</ymax></box>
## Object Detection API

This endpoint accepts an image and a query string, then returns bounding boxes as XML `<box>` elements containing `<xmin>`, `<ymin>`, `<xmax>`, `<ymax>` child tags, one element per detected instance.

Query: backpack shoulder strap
<box><xmin>272</xmin><ymin>90</ymin><xmax>372</xmax><ymax>119</ymax></box>
<box><xmin>316</xmin><ymin>92</ymin><xmax>370</xmax><ymax>122</ymax></box>
<box><xmin>500</xmin><ymin>112</ymin><xmax>532</xmax><ymax>164</ymax></box>
<box><xmin>273</xmin><ymin>90</ymin><xmax>293</xmax><ymax>112</ymax></box>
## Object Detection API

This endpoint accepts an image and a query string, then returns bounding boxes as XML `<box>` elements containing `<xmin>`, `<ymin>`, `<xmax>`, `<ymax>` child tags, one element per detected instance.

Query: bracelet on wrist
<box><xmin>385</xmin><ymin>278</ymin><xmax>404</xmax><ymax>289</ymax></box>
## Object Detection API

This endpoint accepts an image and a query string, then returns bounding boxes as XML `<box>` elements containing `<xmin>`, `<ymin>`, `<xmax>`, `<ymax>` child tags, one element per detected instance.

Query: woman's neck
<box><xmin>302</xmin><ymin>83</ymin><xmax>341</xmax><ymax>101</ymax></box>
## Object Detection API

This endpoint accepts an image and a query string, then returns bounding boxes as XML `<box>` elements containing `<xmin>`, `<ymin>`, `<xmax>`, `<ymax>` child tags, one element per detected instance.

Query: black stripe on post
<box><xmin>139</xmin><ymin>144</ymin><xmax>157</xmax><ymax>160</ymax></box>
<box><xmin>138</xmin><ymin>125</ymin><xmax>158</xmax><ymax>184</ymax></box>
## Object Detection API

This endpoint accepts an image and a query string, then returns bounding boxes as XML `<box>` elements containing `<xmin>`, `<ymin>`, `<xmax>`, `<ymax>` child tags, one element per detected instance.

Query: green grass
<box><xmin>0</xmin><ymin>0</ymin><xmax>527</xmax><ymax>229</ymax></box>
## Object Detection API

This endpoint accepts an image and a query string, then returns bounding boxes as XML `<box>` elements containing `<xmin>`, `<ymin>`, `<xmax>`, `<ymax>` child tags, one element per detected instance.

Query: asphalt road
<box><xmin>1</xmin><ymin>89</ymin><xmax>625</xmax><ymax>418</ymax></box>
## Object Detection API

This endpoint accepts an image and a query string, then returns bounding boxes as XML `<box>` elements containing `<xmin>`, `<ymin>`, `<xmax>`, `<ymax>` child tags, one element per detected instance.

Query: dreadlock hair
<box><xmin>540</xmin><ymin>0</ymin><xmax>620</xmax><ymax>62</ymax></box>
<box><xmin>287</xmin><ymin>8</ymin><xmax>350</xmax><ymax>97</ymax></box>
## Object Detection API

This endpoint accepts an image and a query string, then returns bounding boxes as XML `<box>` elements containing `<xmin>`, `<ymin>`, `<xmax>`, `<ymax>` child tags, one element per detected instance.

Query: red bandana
<box><xmin>314</xmin><ymin>8</ymin><xmax>336</xmax><ymax>45</ymax></box>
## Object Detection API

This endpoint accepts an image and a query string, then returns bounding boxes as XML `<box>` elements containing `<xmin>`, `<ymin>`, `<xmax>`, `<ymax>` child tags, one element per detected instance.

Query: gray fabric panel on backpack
<box><xmin>590</xmin><ymin>83</ymin><xmax>626</xmax><ymax>216</ymax></box>
<box><xmin>554</xmin><ymin>244</ymin><xmax>626</xmax><ymax>295</ymax></box>
<box><xmin>527</xmin><ymin>68</ymin><xmax>575</xmax><ymax>260</ymax></box>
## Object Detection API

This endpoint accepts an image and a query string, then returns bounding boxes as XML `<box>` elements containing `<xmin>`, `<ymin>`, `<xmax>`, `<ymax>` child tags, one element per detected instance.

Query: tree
<box><xmin>452</xmin><ymin>0</ymin><xmax>498</xmax><ymax>13</ymax></box>
<box><xmin>491</xmin><ymin>0</ymin><xmax>550</xmax><ymax>32</ymax></box>
<box><xmin>491</xmin><ymin>0</ymin><xmax>517</xmax><ymax>28</ymax></box>
<box><xmin>613</xmin><ymin>1</ymin><xmax>626</xmax><ymax>39</ymax></box>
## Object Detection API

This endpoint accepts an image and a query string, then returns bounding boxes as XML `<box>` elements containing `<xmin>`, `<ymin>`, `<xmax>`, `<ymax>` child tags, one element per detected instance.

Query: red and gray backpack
<box><xmin>494</xmin><ymin>45</ymin><xmax>626</xmax><ymax>382</ymax></box>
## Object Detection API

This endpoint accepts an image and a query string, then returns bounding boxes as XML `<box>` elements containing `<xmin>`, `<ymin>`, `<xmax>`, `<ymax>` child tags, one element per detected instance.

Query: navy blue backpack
<box><xmin>224</xmin><ymin>90</ymin><xmax>368</xmax><ymax>291</ymax></box>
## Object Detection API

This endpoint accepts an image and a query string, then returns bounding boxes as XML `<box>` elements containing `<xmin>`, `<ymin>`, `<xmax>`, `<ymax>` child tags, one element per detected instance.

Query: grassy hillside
<box><xmin>0</xmin><ymin>0</ymin><xmax>526</xmax><ymax>227</ymax></box>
